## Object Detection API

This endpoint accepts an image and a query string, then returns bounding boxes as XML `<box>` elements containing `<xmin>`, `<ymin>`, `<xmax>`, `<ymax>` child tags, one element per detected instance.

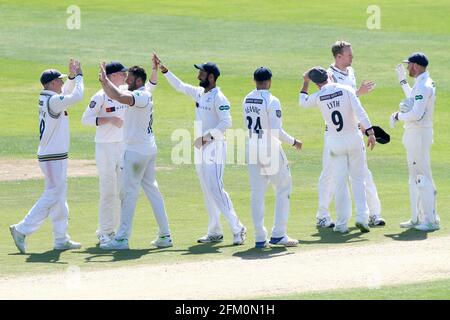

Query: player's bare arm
<box><xmin>97</xmin><ymin>117</ymin><xmax>123</xmax><ymax>128</ymax></box>
<box><xmin>99</xmin><ymin>62</ymin><xmax>134</xmax><ymax>106</ymax></box>
<box><xmin>300</xmin><ymin>72</ymin><xmax>310</xmax><ymax>93</ymax></box>
<box><xmin>357</xmin><ymin>80</ymin><xmax>375</xmax><ymax>97</ymax></box>
<box><xmin>366</xmin><ymin>128</ymin><xmax>376</xmax><ymax>150</ymax></box>
<box><xmin>149</xmin><ymin>52</ymin><xmax>159</xmax><ymax>85</ymax></box>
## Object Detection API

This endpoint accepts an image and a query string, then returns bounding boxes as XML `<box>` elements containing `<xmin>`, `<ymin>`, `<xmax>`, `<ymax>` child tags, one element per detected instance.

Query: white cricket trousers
<box><xmin>317</xmin><ymin>133</ymin><xmax>381</xmax><ymax>219</ymax></box>
<box><xmin>402</xmin><ymin>127</ymin><xmax>437</xmax><ymax>224</ymax></box>
<box><xmin>115</xmin><ymin>149</ymin><xmax>170</xmax><ymax>240</ymax></box>
<box><xmin>248</xmin><ymin>147</ymin><xmax>292</xmax><ymax>243</ymax></box>
<box><xmin>15</xmin><ymin>159</ymin><xmax>71</xmax><ymax>246</ymax></box>
<box><xmin>328</xmin><ymin>133</ymin><xmax>370</xmax><ymax>228</ymax></box>
<box><xmin>95</xmin><ymin>142</ymin><xmax>123</xmax><ymax>237</ymax></box>
<box><xmin>195</xmin><ymin>140</ymin><xmax>243</xmax><ymax>236</ymax></box>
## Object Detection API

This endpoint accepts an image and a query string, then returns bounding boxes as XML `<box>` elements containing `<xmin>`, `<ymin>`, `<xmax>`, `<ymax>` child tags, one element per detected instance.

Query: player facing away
<box><xmin>300</xmin><ymin>67</ymin><xmax>376</xmax><ymax>233</ymax></box>
<box><xmin>155</xmin><ymin>54</ymin><xmax>247</xmax><ymax>245</ymax></box>
<box><xmin>243</xmin><ymin>67</ymin><xmax>302</xmax><ymax>248</ymax></box>
<box><xmin>391</xmin><ymin>52</ymin><xmax>439</xmax><ymax>231</ymax></box>
<box><xmin>99</xmin><ymin>56</ymin><xmax>172</xmax><ymax>250</ymax></box>
<box><xmin>310</xmin><ymin>40</ymin><xmax>385</xmax><ymax>229</ymax></box>
<box><xmin>81</xmin><ymin>62</ymin><xmax>129</xmax><ymax>245</ymax></box>
<box><xmin>10</xmin><ymin>59</ymin><xmax>84</xmax><ymax>253</ymax></box>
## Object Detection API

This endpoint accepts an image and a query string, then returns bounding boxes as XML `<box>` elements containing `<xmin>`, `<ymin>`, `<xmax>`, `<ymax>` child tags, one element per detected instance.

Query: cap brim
<box><xmin>58</xmin><ymin>73</ymin><xmax>68</xmax><ymax>79</ymax></box>
<box><xmin>194</xmin><ymin>64</ymin><xmax>204</xmax><ymax>71</ymax></box>
<box><xmin>402</xmin><ymin>59</ymin><xmax>410</xmax><ymax>63</ymax></box>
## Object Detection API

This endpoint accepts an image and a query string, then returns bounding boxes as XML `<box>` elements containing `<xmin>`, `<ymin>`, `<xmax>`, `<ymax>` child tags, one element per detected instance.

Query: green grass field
<box><xmin>0</xmin><ymin>0</ymin><xmax>449</xmax><ymax>299</ymax></box>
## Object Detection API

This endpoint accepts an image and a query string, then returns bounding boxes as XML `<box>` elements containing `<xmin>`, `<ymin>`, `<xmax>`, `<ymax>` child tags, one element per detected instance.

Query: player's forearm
<box><xmin>149</xmin><ymin>67</ymin><xmax>158</xmax><ymax>87</ymax></box>
<box><xmin>398</xmin><ymin>103</ymin><xmax>426</xmax><ymax>122</ymax></box>
<box><xmin>81</xmin><ymin>113</ymin><xmax>97</xmax><ymax>126</ymax></box>
<box><xmin>62</xmin><ymin>77</ymin><xmax>76</xmax><ymax>95</ymax></box>
<box><xmin>299</xmin><ymin>93</ymin><xmax>315</xmax><ymax>108</ymax></box>
<box><xmin>400</xmin><ymin>82</ymin><xmax>413</xmax><ymax>98</ymax></box>
<box><xmin>164</xmin><ymin>71</ymin><xmax>198</xmax><ymax>99</ymax></box>
<box><xmin>274</xmin><ymin>128</ymin><xmax>295</xmax><ymax>146</ymax></box>
<box><xmin>101</xmin><ymin>78</ymin><xmax>133</xmax><ymax>105</ymax></box>
<box><xmin>50</xmin><ymin>76</ymin><xmax>84</xmax><ymax>114</ymax></box>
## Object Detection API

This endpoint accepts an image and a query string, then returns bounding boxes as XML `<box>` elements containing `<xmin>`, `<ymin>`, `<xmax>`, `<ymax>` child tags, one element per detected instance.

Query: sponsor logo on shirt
<box><xmin>415</xmin><ymin>95</ymin><xmax>423</xmax><ymax>100</ymax></box>
<box><xmin>89</xmin><ymin>101</ymin><xmax>96</xmax><ymax>108</ymax></box>
<box><xmin>219</xmin><ymin>105</ymin><xmax>230</xmax><ymax>111</ymax></box>
<box><xmin>106</xmin><ymin>107</ymin><xmax>116</xmax><ymax>113</ymax></box>
<box><xmin>276</xmin><ymin>110</ymin><xmax>282</xmax><ymax>118</ymax></box>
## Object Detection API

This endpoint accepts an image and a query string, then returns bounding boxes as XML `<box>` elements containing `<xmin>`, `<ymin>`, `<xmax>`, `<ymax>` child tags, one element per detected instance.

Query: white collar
<box><xmin>415</xmin><ymin>71</ymin><xmax>429</xmax><ymax>84</ymax></box>
<box><xmin>330</xmin><ymin>64</ymin><xmax>349</xmax><ymax>76</ymax></box>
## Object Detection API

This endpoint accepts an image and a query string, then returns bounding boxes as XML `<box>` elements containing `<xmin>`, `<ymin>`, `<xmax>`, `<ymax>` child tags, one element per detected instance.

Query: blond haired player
<box><xmin>300</xmin><ymin>67</ymin><xmax>376</xmax><ymax>233</ymax></box>
<box><xmin>308</xmin><ymin>40</ymin><xmax>385</xmax><ymax>229</ymax></box>
<box><xmin>10</xmin><ymin>59</ymin><xmax>84</xmax><ymax>253</ymax></box>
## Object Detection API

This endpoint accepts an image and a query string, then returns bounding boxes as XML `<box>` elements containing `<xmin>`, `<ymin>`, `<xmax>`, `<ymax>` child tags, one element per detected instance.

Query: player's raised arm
<box><xmin>156</xmin><ymin>54</ymin><xmax>203</xmax><ymax>101</ymax></box>
<box><xmin>49</xmin><ymin>59</ymin><xmax>84</xmax><ymax>114</ymax></box>
<box><xmin>396</xmin><ymin>63</ymin><xmax>412</xmax><ymax>97</ymax></box>
<box><xmin>145</xmin><ymin>52</ymin><xmax>159</xmax><ymax>93</ymax></box>
<box><xmin>99</xmin><ymin>62</ymin><xmax>134</xmax><ymax>106</ymax></box>
<box><xmin>299</xmin><ymin>71</ymin><xmax>318</xmax><ymax>108</ymax></box>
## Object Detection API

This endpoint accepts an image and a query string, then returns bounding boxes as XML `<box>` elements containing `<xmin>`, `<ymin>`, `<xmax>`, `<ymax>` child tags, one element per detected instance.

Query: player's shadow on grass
<box><xmin>75</xmin><ymin>246</ymin><xmax>166</xmax><ymax>263</ymax></box>
<box><xmin>384</xmin><ymin>229</ymin><xmax>428</xmax><ymax>241</ymax></box>
<box><xmin>16</xmin><ymin>250</ymin><xmax>68</xmax><ymax>264</ymax></box>
<box><xmin>233</xmin><ymin>247</ymin><xmax>294</xmax><ymax>260</ymax></box>
<box><xmin>182</xmin><ymin>243</ymin><xmax>236</xmax><ymax>256</ymax></box>
<box><xmin>299</xmin><ymin>227</ymin><xmax>368</xmax><ymax>245</ymax></box>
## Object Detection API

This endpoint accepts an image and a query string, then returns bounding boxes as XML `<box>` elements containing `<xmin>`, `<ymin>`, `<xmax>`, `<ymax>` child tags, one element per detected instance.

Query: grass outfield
<box><xmin>0</xmin><ymin>0</ymin><xmax>449</xmax><ymax>292</ymax></box>
<box><xmin>258</xmin><ymin>278</ymin><xmax>450</xmax><ymax>300</ymax></box>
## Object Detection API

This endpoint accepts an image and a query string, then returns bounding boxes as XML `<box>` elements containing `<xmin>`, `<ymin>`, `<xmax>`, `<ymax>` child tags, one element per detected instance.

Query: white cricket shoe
<box><xmin>100</xmin><ymin>238</ymin><xmax>129</xmax><ymax>250</ymax></box>
<box><xmin>197</xmin><ymin>234</ymin><xmax>224</xmax><ymax>243</ymax></box>
<box><xmin>269</xmin><ymin>235</ymin><xmax>299</xmax><ymax>247</ymax></box>
<box><xmin>54</xmin><ymin>240</ymin><xmax>82</xmax><ymax>251</ymax></box>
<box><xmin>400</xmin><ymin>219</ymin><xmax>419</xmax><ymax>228</ymax></box>
<box><xmin>152</xmin><ymin>235</ymin><xmax>173</xmax><ymax>248</ymax></box>
<box><xmin>355</xmin><ymin>222</ymin><xmax>370</xmax><ymax>233</ymax></box>
<box><xmin>233</xmin><ymin>227</ymin><xmax>247</xmax><ymax>245</ymax></box>
<box><xmin>97</xmin><ymin>233</ymin><xmax>114</xmax><ymax>245</ymax></box>
<box><xmin>369</xmin><ymin>215</ymin><xmax>386</xmax><ymax>227</ymax></box>
<box><xmin>333</xmin><ymin>225</ymin><xmax>349</xmax><ymax>234</ymax></box>
<box><xmin>316</xmin><ymin>216</ymin><xmax>335</xmax><ymax>228</ymax></box>
<box><xmin>9</xmin><ymin>225</ymin><xmax>26</xmax><ymax>254</ymax></box>
<box><xmin>414</xmin><ymin>222</ymin><xmax>440</xmax><ymax>232</ymax></box>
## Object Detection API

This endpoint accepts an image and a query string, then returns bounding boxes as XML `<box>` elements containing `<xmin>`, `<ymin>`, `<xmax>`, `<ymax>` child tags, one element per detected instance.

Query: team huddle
<box><xmin>9</xmin><ymin>40</ymin><xmax>439</xmax><ymax>253</ymax></box>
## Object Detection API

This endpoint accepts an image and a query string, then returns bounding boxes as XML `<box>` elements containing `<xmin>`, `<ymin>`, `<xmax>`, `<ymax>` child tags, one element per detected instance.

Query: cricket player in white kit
<box><xmin>243</xmin><ymin>67</ymin><xmax>302</xmax><ymax>248</ymax></box>
<box><xmin>308</xmin><ymin>41</ymin><xmax>385</xmax><ymax>228</ymax></box>
<box><xmin>10</xmin><ymin>59</ymin><xmax>84</xmax><ymax>253</ymax></box>
<box><xmin>99</xmin><ymin>58</ymin><xmax>173</xmax><ymax>250</ymax></box>
<box><xmin>300</xmin><ymin>67</ymin><xmax>376</xmax><ymax>233</ymax></box>
<box><xmin>156</xmin><ymin>55</ymin><xmax>247</xmax><ymax>245</ymax></box>
<box><xmin>82</xmin><ymin>62</ymin><xmax>129</xmax><ymax>245</ymax></box>
<box><xmin>391</xmin><ymin>52</ymin><xmax>439</xmax><ymax>231</ymax></box>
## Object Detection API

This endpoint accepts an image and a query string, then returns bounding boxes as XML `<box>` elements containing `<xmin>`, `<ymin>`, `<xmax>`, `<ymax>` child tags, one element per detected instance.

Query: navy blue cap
<box><xmin>403</xmin><ymin>52</ymin><xmax>429</xmax><ymax>67</ymax></box>
<box><xmin>308</xmin><ymin>67</ymin><xmax>329</xmax><ymax>84</ymax></box>
<box><xmin>194</xmin><ymin>62</ymin><xmax>220</xmax><ymax>78</ymax></box>
<box><xmin>253</xmin><ymin>67</ymin><xmax>272</xmax><ymax>81</ymax></box>
<box><xmin>40</xmin><ymin>69</ymin><xmax>67</xmax><ymax>85</ymax></box>
<box><xmin>106</xmin><ymin>61</ymin><xmax>128</xmax><ymax>75</ymax></box>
